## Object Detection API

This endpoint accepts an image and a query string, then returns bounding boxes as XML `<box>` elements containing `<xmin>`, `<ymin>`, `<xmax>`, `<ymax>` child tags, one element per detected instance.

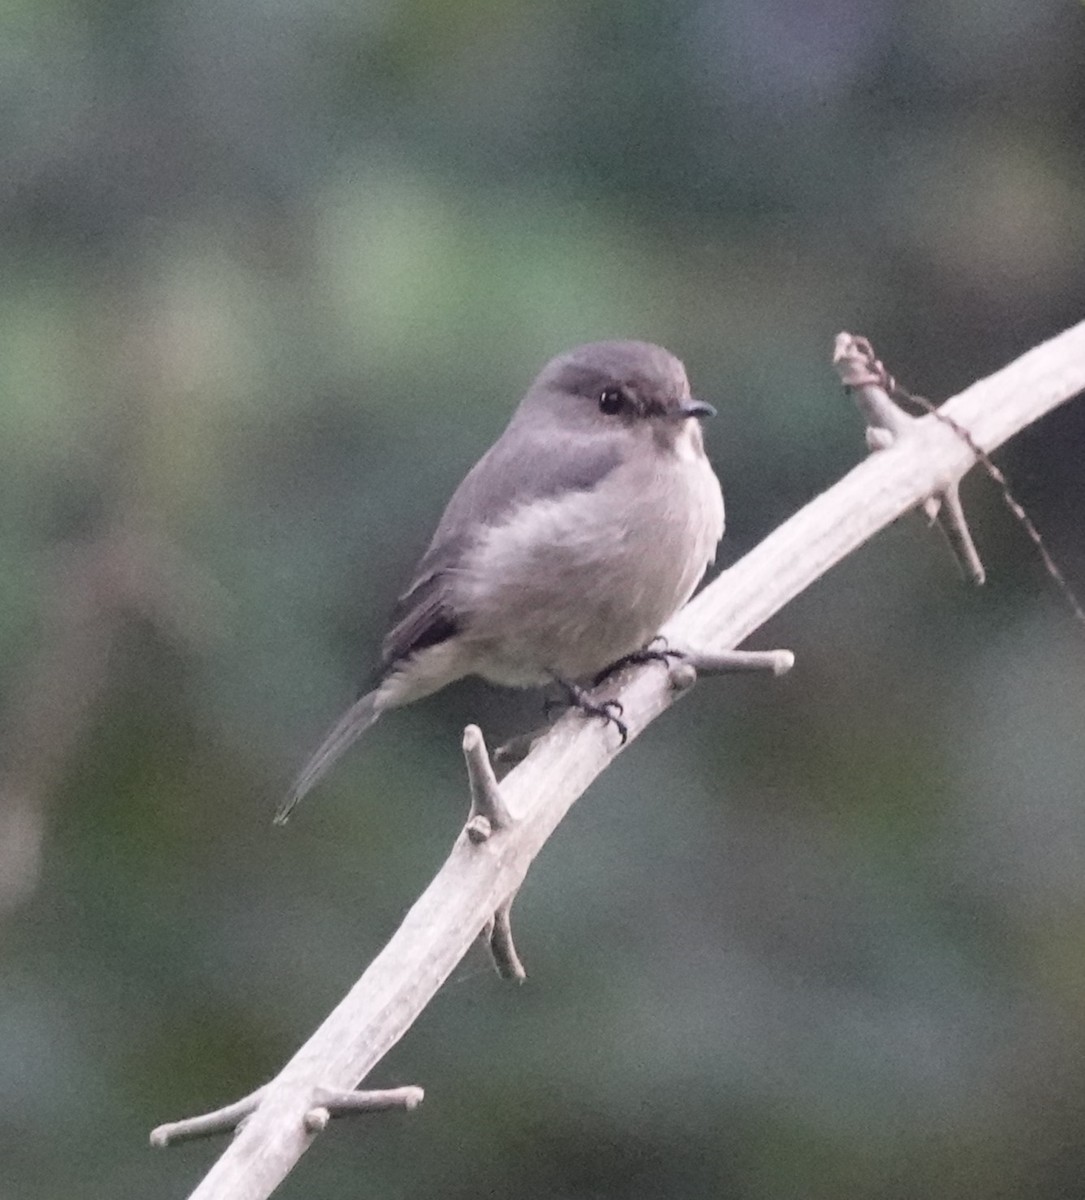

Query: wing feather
<box><xmin>378</xmin><ymin>421</ymin><xmax>622</xmax><ymax>673</ymax></box>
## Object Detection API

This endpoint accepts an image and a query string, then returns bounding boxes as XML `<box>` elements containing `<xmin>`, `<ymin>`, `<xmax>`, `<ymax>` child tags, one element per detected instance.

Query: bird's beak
<box><xmin>677</xmin><ymin>398</ymin><xmax>716</xmax><ymax>420</ymax></box>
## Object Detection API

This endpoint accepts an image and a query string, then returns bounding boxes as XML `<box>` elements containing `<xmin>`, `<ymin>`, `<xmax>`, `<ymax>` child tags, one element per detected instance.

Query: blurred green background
<box><xmin>2</xmin><ymin>0</ymin><xmax>1085</xmax><ymax>1197</ymax></box>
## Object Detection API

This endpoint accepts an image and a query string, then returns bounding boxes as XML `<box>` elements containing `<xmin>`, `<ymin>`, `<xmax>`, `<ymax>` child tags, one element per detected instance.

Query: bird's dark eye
<box><xmin>598</xmin><ymin>386</ymin><xmax>625</xmax><ymax>415</ymax></box>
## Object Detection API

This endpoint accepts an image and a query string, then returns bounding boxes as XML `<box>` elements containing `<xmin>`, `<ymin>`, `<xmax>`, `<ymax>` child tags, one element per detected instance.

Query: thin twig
<box><xmin>931</xmin><ymin>482</ymin><xmax>986</xmax><ymax>586</ymax></box>
<box><xmin>483</xmin><ymin>898</ymin><xmax>526</xmax><ymax>981</ymax></box>
<box><xmin>304</xmin><ymin>1086</ymin><xmax>424</xmax><ymax>1132</ymax></box>
<box><xmin>685</xmin><ymin>648</ymin><xmax>795</xmax><ymax>675</ymax></box>
<box><xmin>151</xmin><ymin>1088</ymin><xmax>267</xmax><ymax>1148</ymax></box>
<box><xmin>462</xmin><ymin>725</ymin><xmax>511</xmax><ymax>841</ymax></box>
<box><xmin>493</xmin><ymin>645</ymin><xmax>791</xmax><ymax>766</ymax></box>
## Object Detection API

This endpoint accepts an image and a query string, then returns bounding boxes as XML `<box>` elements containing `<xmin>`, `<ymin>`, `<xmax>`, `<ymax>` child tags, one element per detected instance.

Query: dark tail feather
<box><xmin>274</xmin><ymin>691</ymin><xmax>382</xmax><ymax>825</ymax></box>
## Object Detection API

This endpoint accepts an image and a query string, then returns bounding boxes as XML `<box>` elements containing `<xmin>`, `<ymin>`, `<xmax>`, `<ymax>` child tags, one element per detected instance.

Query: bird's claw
<box><xmin>583</xmin><ymin>697</ymin><xmax>628</xmax><ymax>744</ymax></box>
<box><xmin>546</xmin><ymin>680</ymin><xmax>629</xmax><ymax>744</ymax></box>
<box><xmin>592</xmin><ymin>637</ymin><xmax>686</xmax><ymax>686</ymax></box>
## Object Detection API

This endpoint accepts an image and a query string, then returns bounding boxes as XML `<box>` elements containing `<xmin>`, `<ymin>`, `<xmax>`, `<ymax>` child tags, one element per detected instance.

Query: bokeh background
<box><xmin>2</xmin><ymin>1</ymin><xmax>1085</xmax><ymax>1197</ymax></box>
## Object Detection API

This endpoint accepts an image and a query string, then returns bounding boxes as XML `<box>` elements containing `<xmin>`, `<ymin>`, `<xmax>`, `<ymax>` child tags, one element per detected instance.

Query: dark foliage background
<box><xmin>2</xmin><ymin>1</ymin><xmax>1084</xmax><ymax>1197</ymax></box>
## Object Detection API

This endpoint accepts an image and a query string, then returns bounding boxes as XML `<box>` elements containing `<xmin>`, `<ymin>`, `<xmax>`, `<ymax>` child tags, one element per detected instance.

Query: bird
<box><xmin>275</xmin><ymin>340</ymin><xmax>724</xmax><ymax>823</ymax></box>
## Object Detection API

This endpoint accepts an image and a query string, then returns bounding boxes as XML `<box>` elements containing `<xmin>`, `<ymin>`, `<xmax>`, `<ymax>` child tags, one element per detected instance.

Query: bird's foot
<box><xmin>592</xmin><ymin>636</ymin><xmax>684</xmax><ymax>686</ymax></box>
<box><xmin>546</xmin><ymin>678</ymin><xmax>628</xmax><ymax>745</ymax></box>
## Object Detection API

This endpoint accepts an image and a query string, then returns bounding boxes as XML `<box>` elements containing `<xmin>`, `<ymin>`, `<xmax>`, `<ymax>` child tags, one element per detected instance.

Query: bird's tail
<box><xmin>274</xmin><ymin>690</ymin><xmax>382</xmax><ymax>825</ymax></box>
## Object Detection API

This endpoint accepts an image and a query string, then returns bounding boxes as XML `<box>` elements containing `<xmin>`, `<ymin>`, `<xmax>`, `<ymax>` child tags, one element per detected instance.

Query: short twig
<box><xmin>150</xmin><ymin>1088</ymin><xmax>267</xmax><ymax>1148</ymax></box>
<box><xmin>930</xmin><ymin>482</ymin><xmax>986</xmax><ymax>586</ymax></box>
<box><xmin>483</xmin><ymin>896</ymin><xmax>526</xmax><ymax>981</ymax></box>
<box><xmin>684</xmin><ymin>648</ymin><xmax>795</xmax><ymax>676</ymax></box>
<box><xmin>834</xmin><ymin>332</ymin><xmax>986</xmax><ymax>586</ymax></box>
<box><xmin>304</xmin><ymin>1086</ymin><xmax>424</xmax><ymax>1132</ymax></box>
<box><xmin>462</xmin><ymin>725</ymin><xmax>512</xmax><ymax>842</ymax></box>
<box><xmin>595</xmin><ymin>634</ymin><xmax>786</xmax><ymax>684</ymax></box>
<box><xmin>663</xmin><ymin>647</ymin><xmax>793</xmax><ymax>691</ymax></box>
<box><xmin>497</xmin><ymin>646</ymin><xmax>792</xmax><ymax>753</ymax></box>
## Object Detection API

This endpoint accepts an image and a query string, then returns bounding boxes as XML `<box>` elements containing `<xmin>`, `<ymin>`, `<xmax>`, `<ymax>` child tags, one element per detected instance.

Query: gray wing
<box><xmin>379</xmin><ymin>423</ymin><xmax>622</xmax><ymax>673</ymax></box>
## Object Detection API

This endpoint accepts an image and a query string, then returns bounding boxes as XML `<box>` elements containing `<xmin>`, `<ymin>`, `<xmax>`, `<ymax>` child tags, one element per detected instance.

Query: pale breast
<box><xmin>454</xmin><ymin>439</ymin><xmax>724</xmax><ymax>684</ymax></box>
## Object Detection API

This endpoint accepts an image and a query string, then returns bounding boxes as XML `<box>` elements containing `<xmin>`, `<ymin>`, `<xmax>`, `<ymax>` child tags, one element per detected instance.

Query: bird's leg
<box><xmin>592</xmin><ymin>636</ymin><xmax>683</xmax><ymax>686</ymax></box>
<box><xmin>548</xmin><ymin>677</ymin><xmax>628</xmax><ymax>745</ymax></box>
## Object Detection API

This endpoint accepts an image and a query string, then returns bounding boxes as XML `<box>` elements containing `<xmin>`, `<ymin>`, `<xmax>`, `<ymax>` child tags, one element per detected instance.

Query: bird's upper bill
<box><xmin>675</xmin><ymin>398</ymin><xmax>716</xmax><ymax>420</ymax></box>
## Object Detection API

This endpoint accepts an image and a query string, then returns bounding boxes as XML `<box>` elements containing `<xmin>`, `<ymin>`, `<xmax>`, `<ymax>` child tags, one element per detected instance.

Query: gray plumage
<box><xmin>275</xmin><ymin>340</ymin><xmax>724</xmax><ymax>823</ymax></box>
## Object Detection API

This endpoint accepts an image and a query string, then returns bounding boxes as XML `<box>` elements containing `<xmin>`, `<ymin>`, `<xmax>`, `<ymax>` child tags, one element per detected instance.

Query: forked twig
<box><xmin>834</xmin><ymin>333</ymin><xmax>985</xmax><ymax>585</ymax></box>
<box><xmin>835</xmin><ymin>332</ymin><xmax>1084</xmax><ymax>623</ymax></box>
<box><xmin>461</xmin><ymin>725</ymin><xmax>526</xmax><ymax>978</ymax></box>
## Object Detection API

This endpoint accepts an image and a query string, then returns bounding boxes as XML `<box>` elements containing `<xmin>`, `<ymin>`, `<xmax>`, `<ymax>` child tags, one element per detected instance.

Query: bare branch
<box><xmin>161</xmin><ymin>321</ymin><xmax>1085</xmax><ymax>1200</ymax></box>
